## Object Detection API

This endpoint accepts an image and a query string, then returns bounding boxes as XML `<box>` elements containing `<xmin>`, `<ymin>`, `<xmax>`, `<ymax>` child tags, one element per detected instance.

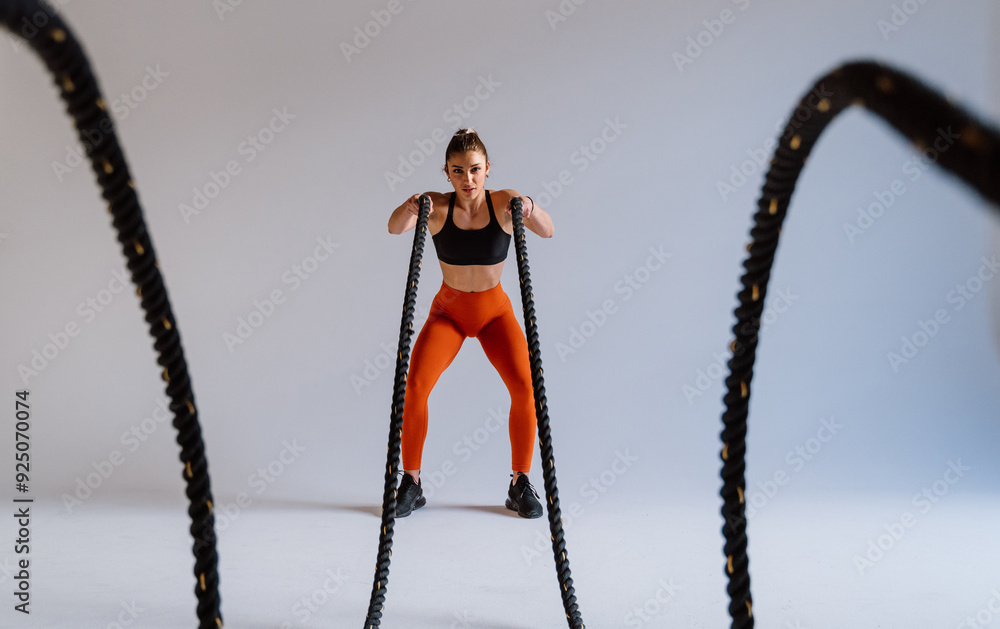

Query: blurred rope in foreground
<box><xmin>0</xmin><ymin>1</ymin><xmax>222</xmax><ymax>626</ymax></box>
<box><xmin>719</xmin><ymin>59</ymin><xmax>1000</xmax><ymax>628</ymax></box>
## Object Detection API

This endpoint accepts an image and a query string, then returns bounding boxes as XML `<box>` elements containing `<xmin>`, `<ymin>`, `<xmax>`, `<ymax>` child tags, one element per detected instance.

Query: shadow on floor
<box><xmin>248</xmin><ymin>497</ymin><xmax>524</xmax><ymax>519</ymax></box>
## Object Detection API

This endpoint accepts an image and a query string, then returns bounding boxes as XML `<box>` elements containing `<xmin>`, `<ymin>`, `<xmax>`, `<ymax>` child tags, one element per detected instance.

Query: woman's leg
<box><xmin>477</xmin><ymin>302</ymin><xmax>536</xmax><ymax>474</ymax></box>
<box><xmin>401</xmin><ymin>309</ymin><xmax>465</xmax><ymax>476</ymax></box>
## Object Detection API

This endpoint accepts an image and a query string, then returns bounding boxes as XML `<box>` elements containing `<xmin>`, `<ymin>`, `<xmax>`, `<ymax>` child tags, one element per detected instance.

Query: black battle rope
<box><xmin>720</xmin><ymin>59</ymin><xmax>1000</xmax><ymax>628</ymax></box>
<box><xmin>510</xmin><ymin>197</ymin><xmax>585</xmax><ymax>628</ymax></box>
<box><xmin>0</xmin><ymin>2</ymin><xmax>222</xmax><ymax>626</ymax></box>
<box><xmin>365</xmin><ymin>194</ymin><xmax>430</xmax><ymax>627</ymax></box>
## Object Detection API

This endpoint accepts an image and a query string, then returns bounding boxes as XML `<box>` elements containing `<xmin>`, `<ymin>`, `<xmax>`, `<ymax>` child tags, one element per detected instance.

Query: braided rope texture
<box><xmin>365</xmin><ymin>194</ymin><xmax>430</xmax><ymax>627</ymax></box>
<box><xmin>720</xmin><ymin>60</ymin><xmax>1000</xmax><ymax>628</ymax></box>
<box><xmin>510</xmin><ymin>197</ymin><xmax>585</xmax><ymax>628</ymax></box>
<box><xmin>0</xmin><ymin>1</ymin><xmax>222</xmax><ymax>626</ymax></box>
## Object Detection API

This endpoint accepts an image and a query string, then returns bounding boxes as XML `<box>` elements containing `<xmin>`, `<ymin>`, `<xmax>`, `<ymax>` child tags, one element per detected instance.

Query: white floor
<box><xmin>8</xmin><ymin>490</ymin><xmax>1000</xmax><ymax>628</ymax></box>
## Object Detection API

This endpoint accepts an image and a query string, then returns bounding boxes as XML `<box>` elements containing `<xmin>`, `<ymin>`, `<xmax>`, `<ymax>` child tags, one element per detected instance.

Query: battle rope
<box><xmin>510</xmin><ymin>196</ymin><xmax>584</xmax><ymax>628</ymax></box>
<box><xmin>0</xmin><ymin>2</ymin><xmax>222</xmax><ymax>627</ymax></box>
<box><xmin>720</xmin><ymin>60</ymin><xmax>1000</xmax><ymax>628</ymax></box>
<box><xmin>365</xmin><ymin>194</ymin><xmax>430</xmax><ymax>627</ymax></box>
<box><xmin>366</xmin><ymin>196</ymin><xmax>584</xmax><ymax>627</ymax></box>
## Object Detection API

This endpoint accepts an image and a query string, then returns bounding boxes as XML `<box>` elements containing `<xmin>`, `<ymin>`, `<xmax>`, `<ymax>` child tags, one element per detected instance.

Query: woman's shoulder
<box><xmin>489</xmin><ymin>188</ymin><xmax>521</xmax><ymax>204</ymax></box>
<box><xmin>418</xmin><ymin>191</ymin><xmax>452</xmax><ymax>219</ymax></box>
<box><xmin>419</xmin><ymin>191</ymin><xmax>451</xmax><ymax>204</ymax></box>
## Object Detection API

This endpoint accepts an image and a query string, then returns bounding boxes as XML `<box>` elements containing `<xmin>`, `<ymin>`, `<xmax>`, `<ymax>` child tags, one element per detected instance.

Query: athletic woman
<box><xmin>387</xmin><ymin>128</ymin><xmax>554</xmax><ymax>518</ymax></box>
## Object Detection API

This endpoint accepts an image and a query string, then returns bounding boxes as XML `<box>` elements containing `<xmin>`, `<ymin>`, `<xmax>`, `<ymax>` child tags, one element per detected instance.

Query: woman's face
<box><xmin>446</xmin><ymin>150</ymin><xmax>489</xmax><ymax>198</ymax></box>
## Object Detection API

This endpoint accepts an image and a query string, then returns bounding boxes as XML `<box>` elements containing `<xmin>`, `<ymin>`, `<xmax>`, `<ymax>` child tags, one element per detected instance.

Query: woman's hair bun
<box><xmin>444</xmin><ymin>128</ymin><xmax>489</xmax><ymax>168</ymax></box>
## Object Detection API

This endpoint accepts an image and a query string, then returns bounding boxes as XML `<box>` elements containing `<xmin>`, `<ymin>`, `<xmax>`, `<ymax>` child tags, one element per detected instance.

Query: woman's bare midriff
<box><xmin>440</xmin><ymin>260</ymin><xmax>505</xmax><ymax>293</ymax></box>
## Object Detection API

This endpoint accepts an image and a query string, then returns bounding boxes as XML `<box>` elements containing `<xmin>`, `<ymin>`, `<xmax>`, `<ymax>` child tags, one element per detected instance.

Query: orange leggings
<box><xmin>402</xmin><ymin>282</ymin><xmax>536</xmax><ymax>473</ymax></box>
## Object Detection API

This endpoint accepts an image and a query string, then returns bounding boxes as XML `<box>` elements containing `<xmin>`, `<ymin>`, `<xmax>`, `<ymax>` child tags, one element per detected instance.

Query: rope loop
<box><xmin>720</xmin><ymin>60</ymin><xmax>1000</xmax><ymax>628</ymax></box>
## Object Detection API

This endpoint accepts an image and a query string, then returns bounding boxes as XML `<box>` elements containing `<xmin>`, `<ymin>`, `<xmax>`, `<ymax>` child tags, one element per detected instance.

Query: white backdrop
<box><xmin>1</xmin><ymin>0</ymin><xmax>998</xmax><ymax>520</ymax></box>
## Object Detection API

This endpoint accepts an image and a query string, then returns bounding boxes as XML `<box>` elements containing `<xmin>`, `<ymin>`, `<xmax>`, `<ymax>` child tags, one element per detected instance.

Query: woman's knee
<box><xmin>405</xmin><ymin>377</ymin><xmax>434</xmax><ymax>403</ymax></box>
<box><xmin>507</xmin><ymin>372</ymin><xmax>534</xmax><ymax>401</ymax></box>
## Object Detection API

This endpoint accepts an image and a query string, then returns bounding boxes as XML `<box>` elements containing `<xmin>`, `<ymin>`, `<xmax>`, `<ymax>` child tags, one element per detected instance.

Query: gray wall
<box><xmin>0</xmin><ymin>1</ymin><xmax>996</xmax><ymax>512</ymax></box>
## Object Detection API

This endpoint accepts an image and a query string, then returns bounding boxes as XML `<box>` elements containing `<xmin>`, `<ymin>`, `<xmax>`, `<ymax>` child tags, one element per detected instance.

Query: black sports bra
<box><xmin>432</xmin><ymin>191</ymin><xmax>511</xmax><ymax>266</ymax></box>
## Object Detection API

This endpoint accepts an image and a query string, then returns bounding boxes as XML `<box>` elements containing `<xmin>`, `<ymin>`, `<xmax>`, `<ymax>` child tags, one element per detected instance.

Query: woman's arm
<box><xmin>502</xmin><ymin>189</ymin><xmax>554</xmax><ymax>238</ymax></box>
<box><xmin>387</xmin><ymin>193</ymin><xmax>435</xmax><ymax>234</ymax></box>
<box><xmin>524</xmin><ymin>198</ymin><xmax>554</xmax><ymax>238</ymax></box>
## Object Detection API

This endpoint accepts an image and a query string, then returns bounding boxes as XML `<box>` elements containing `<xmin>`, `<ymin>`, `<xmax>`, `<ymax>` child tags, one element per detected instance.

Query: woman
<box><xmin>387</xmin><ymin>128</ymin><xmax>554</xmax><ymax>518</ymax></box>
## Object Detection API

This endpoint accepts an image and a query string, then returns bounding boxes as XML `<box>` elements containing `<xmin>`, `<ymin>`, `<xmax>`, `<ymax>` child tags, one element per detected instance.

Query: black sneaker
<box><xmin>505</xmin><ymin>474</ymin><xmax>543</xmax><ymax>519</ymax></box>
<box><xmin>395</xmin><ymin>473</ymin><xmax>426</xmax><ymax>517</ymax></box>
